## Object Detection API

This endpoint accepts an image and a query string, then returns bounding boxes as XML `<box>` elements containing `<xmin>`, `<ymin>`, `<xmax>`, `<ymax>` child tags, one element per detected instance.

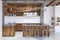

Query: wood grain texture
<box><xmin>2</xmin><ymin>26</ymin><xmax>15</xmax><ymax>37</ymax></box>
<box><xmin>23</xmin><ymin>26</ymin><xmax>50</xmax><ymax>37</ymax></box>
<box><xmin>4</xmin><ymin>3</ymin><xmax>41</xmax><ymax>16</ymax></box>
<box><xmin>15</xmin><ymin>24</ymin><xmax>24</xmax><ymax>31</ymax></box>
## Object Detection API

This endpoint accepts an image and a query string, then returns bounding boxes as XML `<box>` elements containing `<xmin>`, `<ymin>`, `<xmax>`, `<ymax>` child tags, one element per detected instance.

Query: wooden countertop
<box><xmin>15</xmin><ymin>23</ymin><xmax>49</xmax><ymax>26</ymax></box>
<box><xmin>4</xmin><ymin>23</ymin><xmax>49</xmax><ymax>27</ymax></box>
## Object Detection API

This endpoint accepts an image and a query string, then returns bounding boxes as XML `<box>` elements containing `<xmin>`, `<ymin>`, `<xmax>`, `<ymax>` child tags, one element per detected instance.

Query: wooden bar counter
<box><xmin>2</xmin><ymin>23</ymin><xmax>50</xmax><ymax>37</ymax></box>
<box><xmin>23</xmin><ymin>24</ymin><xmax>50</xmax><ymax>37</ymax></box>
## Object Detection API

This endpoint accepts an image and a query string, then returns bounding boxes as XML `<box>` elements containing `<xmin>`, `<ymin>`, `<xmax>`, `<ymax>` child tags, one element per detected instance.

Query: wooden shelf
<box><xmin>4</xmin><ymin>3</ymin><xmax>41</xmax><ymax>16</ymax></box>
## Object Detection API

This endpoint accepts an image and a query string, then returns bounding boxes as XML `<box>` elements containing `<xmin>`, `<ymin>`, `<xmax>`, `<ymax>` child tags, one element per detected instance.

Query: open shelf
<box><xmin>4</xmin><ymin>3</ymin><xmax>41</xmax><ymax>16</ymax></box>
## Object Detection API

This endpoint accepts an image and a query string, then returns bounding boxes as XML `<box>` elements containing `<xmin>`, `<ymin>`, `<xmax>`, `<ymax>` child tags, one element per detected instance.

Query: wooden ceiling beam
<box><xmin>47</xmin><ymin>0</ymin><xmax>60</xmax><ymax>6</ymax></box>
<box><xmin>47</xmin><ymin>0</ymin><xmax>56</xmax><ymax>6</ymax></box>
<box><xmin>49</xmin><ymin>0</ymin><xmax>58</xmax><ymax>6</ymax></box>
<box><xmin>56</xmin><ymin>2</ymin><xmax>60</xmax><ymax>5</ymax></box>
<box><xmin>2</xmin><ymin>0</ymin><xmax>45</xmax><ymax>1</ymax></box>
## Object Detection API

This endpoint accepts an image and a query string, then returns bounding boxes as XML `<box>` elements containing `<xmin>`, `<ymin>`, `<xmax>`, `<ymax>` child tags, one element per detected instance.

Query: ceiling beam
<box><xmin>56</xmin><ymin>2</ymin><xmax>60</xmax><ymax>5</ymax></box>
<box><xmin>47</xmin><ymin>0</ymin><xmax>56</xmax><ymax>6</ymax></box>
<box><xmin>52</xmin><ymin>0</ymin><xmax>60</xmax><ymax>6</ymax></box>
<box><xmin>2</xmin><ymin>0</ymin><xmax>45</xmax><ymax>1</ymax></box>
<box><xmin>48</xmin><ymin>0</ymin><xmax>60</xmax><ymax>6</ymax></box>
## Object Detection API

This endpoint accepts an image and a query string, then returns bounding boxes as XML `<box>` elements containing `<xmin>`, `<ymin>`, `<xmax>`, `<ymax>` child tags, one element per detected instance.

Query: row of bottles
<box><xmin>23</xmin><ymin>12</ymin><xmax>38</xmax><ymax>16</ymax></box>
<box><xmin>7</xmin><ymin>12</ymin><xmax>39</xmax><ymax>16</ymax></box>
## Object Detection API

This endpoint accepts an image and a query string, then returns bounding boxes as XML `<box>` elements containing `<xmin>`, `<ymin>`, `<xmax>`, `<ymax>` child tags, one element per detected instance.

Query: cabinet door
<box><xmin>23</xmin><ymin>26</ymin><xmax>33</xmax><ymax>37</ymax></box>
<box><xmin>9</xmin><ymin>26</ymin><xmax>15</xmax><ymax>36</ymax></box>
<box><xmin>2</xmin><ymin>26</ymin><xmax>15</xmax><ymax>37</ymax></box>
<box><xmin>2</xmin><ymin>26</ymin><xmax>9</xmax><ymax>36</ymax></box>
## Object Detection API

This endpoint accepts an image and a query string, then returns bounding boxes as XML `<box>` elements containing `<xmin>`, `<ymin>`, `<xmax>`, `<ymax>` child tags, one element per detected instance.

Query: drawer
<box><xmin>24</xmin><ymin>26</ymin><xmax>33</xmax><ymax>30</ymax></box>
<box><xmin>15</xmin><ymin>25</ymin><xmax>23</xmax><ymax>31</ymax></box>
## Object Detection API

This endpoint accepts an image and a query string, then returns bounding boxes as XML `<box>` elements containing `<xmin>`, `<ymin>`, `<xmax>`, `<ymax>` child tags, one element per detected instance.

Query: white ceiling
<box><xmin>3</xmin><ymin>0</ymin><xmax>56</xmax><ymax>6</ymax></box>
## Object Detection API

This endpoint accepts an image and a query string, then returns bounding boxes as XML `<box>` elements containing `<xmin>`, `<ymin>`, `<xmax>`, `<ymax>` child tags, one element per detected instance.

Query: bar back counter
<box><xmin>2</xmin><ymin>23</ymin><xmax>50</xmax><ymax>37</ymax></box>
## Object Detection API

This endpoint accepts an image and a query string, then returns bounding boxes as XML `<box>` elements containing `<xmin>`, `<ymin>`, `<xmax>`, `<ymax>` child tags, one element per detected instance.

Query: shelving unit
<box><xmin>2</xmin><ymin>0</ymin><xmax>50</xmax><ymax>37</ymax></box>
<box><xmin>4</xmin><ymin>3</ymin><xmax>41</xmax><ymax>16</ymax></box>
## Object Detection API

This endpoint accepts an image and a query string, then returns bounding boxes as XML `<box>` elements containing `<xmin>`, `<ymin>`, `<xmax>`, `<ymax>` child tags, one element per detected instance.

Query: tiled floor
<box><xmin>1</xmin><ymin>32</ymin><xmax>60</xmax><ymax>40</ymax></box>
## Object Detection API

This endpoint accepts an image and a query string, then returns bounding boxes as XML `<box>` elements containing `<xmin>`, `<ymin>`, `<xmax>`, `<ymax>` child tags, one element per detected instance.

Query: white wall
<box><xmin>55</xmin><ymin>22</ymin><xmax>60</xmax><ymax>33</ymax></box>
<box><xmin>0</xmin><ymin>0</ymin><xmax>2</xmax><ymax>38</ymax></box>
<box><xmin>55</xmin><ymin>5</ymin><xmax>60</xmax><ymax>32</ymax></box>
<box><xmin>5</xmin><ymin>16</ymin><xmax>40</xmax><ymax>24</ymax></box>
<box><xmin>5</xmin><ymin>6</ymin><xmax>54</xmax><ymax>26</ymax></box>
<box><xmin>55</xmin><ymin>5</ymin><xmax>60</xmax><ymax>17</ymax></box>
<box><xmin>44</xmin><ymin>6</ymin><xmax>54</xmax><ymax>26</ymax></box>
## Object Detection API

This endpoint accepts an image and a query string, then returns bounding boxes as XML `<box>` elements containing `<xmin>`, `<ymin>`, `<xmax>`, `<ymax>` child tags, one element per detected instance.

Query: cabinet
<box><xmin>23</xmin><ymin>26</ymin><xmax>33</xmax><ymax>37</ymax></box>
<box><xmin>23</xmin><ymin>26</ymin><xmax>50</xmax><ymax>37</ymax></box>
<box><xmin>2</xmin><ymin>26</ymin><xmax>15</xmax><ymax>37</ymax></box>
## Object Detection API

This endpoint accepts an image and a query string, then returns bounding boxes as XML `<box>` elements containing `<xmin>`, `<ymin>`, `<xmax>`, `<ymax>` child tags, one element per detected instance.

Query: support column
<box><xmin>40</xmin><ymin>3</ymin><xmax>45</xmax><ymax>24</ymax></box>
